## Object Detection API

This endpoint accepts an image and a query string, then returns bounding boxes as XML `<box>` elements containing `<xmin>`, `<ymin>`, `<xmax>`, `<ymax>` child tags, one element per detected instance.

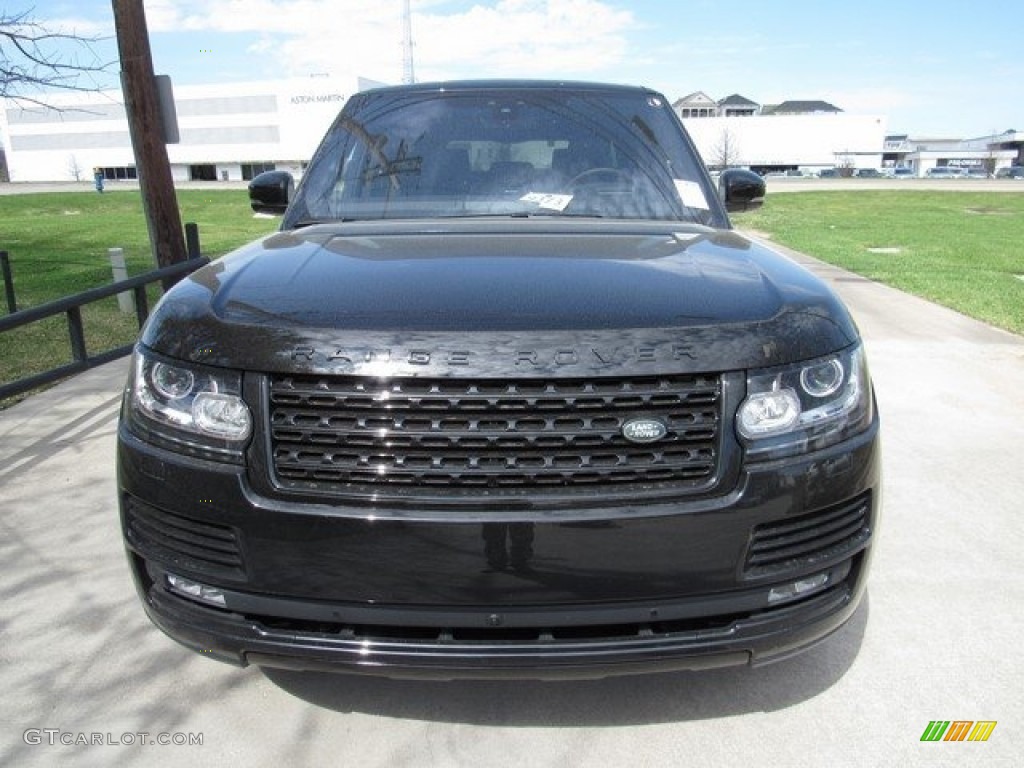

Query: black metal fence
<box><xmin>1</xmin><ymin>251</ymin><xmax>17</xmax><ymax>314</ymax></box>
<box><xmin>0</xmin><ymin>257</ymin><xmax>208</xmax><ymax>401</ymax></box>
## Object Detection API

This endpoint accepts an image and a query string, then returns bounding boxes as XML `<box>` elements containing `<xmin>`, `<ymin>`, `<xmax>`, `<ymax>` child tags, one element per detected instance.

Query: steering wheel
<box><xmin>564</xmin><ymin>167</ymin><xmax>633</xmax><ymax>189</ymax></box>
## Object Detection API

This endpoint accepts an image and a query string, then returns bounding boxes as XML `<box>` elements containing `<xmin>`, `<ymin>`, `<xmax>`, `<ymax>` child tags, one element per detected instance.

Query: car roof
<box><xmin>357</xmin><ymin>79</ymin><xmax>660</xmax><ymax>98</ymax></box>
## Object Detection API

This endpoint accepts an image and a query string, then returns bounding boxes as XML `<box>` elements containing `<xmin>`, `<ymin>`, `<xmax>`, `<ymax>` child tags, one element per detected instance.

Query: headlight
<box><xmin>125</xmin><ymin>348</ymin><xmax>251</xmax><ymax>462</ymax></box>
<box><xmin>736</xmin><ymin>343</ymin><xmax>873</xmax><ymax>460</ymax></box>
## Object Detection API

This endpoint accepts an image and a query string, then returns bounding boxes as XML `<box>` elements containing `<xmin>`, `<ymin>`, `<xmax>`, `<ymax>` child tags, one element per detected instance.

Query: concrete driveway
<box><xmin>1</xmin><ymin>245</ymin><xmax>1021</xmax><ymax>767</ymax></box>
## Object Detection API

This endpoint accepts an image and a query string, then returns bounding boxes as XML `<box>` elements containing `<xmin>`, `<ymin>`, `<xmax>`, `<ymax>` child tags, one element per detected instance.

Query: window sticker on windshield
<box><xmin>674</xmin><ymin>180</ymin><xmax>709</xmax><ymax>210</ymax></box>
<box><xmin>520</xmin><ymin>192</ymin><xmax>574</xmax><ymax>212</ymax></box>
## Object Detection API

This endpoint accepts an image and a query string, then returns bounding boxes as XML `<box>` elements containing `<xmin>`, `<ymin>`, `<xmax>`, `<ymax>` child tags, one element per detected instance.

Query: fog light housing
<box><xmin>767</xmin><ymin>572</ymin><xmax>831</xmax><ymax>604</ymax></box>
<box><xmin>166</xmin><ymin>572</ymin><xmax>227</xmax><ymax>607</ymax></box>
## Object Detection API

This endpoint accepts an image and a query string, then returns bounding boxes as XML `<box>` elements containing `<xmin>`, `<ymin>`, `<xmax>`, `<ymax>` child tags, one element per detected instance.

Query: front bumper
<box><xmin>118</xmin><ymin>418</ymin><xmax>880</xmax><ymax>679</ymax></box>
<box><xmin>134</xmin><ymin>560</ymin><xmax>862</xmax><ymax>679</ymax></box>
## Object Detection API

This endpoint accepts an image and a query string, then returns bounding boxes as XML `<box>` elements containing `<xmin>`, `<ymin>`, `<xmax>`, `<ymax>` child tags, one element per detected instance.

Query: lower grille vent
<box><xmin>745</xmin><ymin>493</ymin><xmax>872</xmax><ymax>578</ymax></box>
<box><xmin>123</xmin><ymin>496</ymin><xmax>245</xmax><ymax>580</ymax></box>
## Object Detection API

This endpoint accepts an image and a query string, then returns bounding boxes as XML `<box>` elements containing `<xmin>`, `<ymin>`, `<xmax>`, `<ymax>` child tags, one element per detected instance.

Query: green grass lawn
<box><xmin>0</xmin><ymin>189</ymin><xmax>279</xmax><ymax>396</ymax></box>
<box><xmin>732</xmin><ymin>190</ymin><xmax>1024</xmax><ymax>335</ymax></box>
<box><xmin>2</xmin><ymin>188</ymin><xmax>1022</xmax><ymax>402</ymax></box>
<box><xmin>0</xmin><ymin>189</ymin><xmax>278</xmax><ymax>305</ymax></box>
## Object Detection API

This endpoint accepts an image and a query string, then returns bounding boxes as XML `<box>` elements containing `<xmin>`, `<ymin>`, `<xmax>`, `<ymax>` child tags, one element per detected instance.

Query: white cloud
<box><xmin>144</xmin><ymin>0</ymin><xmax>189</xmax><ymax>32</ymax></box>
<box><xmin>415</xmin><ymin>0</ymin><xmax>634</xmax><ymax>78</ymax></box>
<box><xmin>142</xmin><ymin>0</ymin><xmax>636</xmax><ymax>81</ymax></box>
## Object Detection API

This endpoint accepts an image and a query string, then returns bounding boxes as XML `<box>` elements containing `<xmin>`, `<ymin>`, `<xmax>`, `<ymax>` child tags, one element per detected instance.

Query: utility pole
<box><xmin>111</xmin><ymin>0</ymin><xmax>187</xmax><ymax>283</ymax></box>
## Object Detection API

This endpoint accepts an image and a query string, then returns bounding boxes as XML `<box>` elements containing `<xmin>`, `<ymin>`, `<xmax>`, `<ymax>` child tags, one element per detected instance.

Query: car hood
<box><xmin>142</xmin><ymin>219</ymin><xmax>859</xmax><ymax>376</ymax></box>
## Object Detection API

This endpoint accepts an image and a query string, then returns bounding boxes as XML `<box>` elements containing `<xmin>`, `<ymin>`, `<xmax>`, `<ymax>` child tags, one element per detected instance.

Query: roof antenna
<box><xmin>401</xmin><ymin>0</ymin><xmax>416</xmax><ymax>84</ymax></box>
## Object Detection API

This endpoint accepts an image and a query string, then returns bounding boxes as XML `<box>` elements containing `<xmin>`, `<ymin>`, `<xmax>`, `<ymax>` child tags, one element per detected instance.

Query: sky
<box><xmin>13</xmin><ymin>0</ymin><xmax>1024</xmax><ymax>138</ymax></box>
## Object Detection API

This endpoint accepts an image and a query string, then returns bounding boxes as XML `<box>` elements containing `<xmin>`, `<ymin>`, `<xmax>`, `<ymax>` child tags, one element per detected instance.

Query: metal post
<box><xmin>109</xmin><ymin>247</ymin><xmax>135</xmax><ymax>313</ymax></box>
<box><xmin>185</xmin><ymin>222</ymin><xmax>201</xmax><ymax>259</ymax></box>
<box><xmin>67</xmin><ymin>307</ymin><xmax>88</xmax><ymax>362</ymax></box>
<box><xmin>1</xmin><ymin>251</ymin><xmax>16</xmax><ymax>314</ymax></box>
<box><xmin>133</xmin><ymin>285</ymin><xmax>150</xmax><ymax>329</ymax></box>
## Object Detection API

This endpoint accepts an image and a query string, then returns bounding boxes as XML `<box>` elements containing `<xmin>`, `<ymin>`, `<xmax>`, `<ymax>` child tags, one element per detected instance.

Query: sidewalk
<box><xmin>0</xmin><ymin>360</ymin><xmax>128</xmax><ymax>476</ymax></box>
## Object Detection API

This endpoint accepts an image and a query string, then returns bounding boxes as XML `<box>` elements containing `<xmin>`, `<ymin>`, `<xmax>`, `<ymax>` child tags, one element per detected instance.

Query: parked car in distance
<box><xmin>854</xmin><ymin>168</ymin><xmax>884</xmax><ymax>178</ymax></box>
<box><xmin>891</xmin><ymin>167</ymin><xmax>916</xmax><ymax>179</ymax></box>
<box><xmin>925</xmin><ymin>167</ymin><xmax>964</xmax><ymax>178</ymax></box>
<box><xmin>995</xmin><ymin>166</ymin><xmax>1024</xmax><ymax>179</ymax></box>
<box><xmin>119</xmin><ymin>79</ymin><xmax>881</xmax><ymax>680</ymax></box>
<box><xmin>818</xmin><ymin>168</ymin><xmax>839</xmax><ymax>178</ymax></box>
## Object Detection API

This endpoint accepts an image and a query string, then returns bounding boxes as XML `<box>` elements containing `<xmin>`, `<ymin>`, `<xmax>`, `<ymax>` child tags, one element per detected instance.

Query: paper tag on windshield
<box><xmin>520</xmin><ymin>192</ymin><xmax>573</xmax><ymax>212</ymax></box>
<box><xmin>674</xmin><ymin>180</ymin><xmax>709</xmax><ymax>210</ymax></box>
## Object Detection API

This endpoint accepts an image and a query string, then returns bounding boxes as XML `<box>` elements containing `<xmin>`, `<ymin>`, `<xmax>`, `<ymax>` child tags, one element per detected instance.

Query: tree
<box><xmin>835</xmin><ymin>151</ymin><xmax>856</xmax><ymax>178</ymax></box>
<box><xmin>711</xmin><ymin>127</ymin><xmax>741</xmax><ymax>170</ymax></box>
<box><xmin>67</xmin><ymin>153</ymin><xmax>82</xmax><ymax>181</ymax></box>
<box><xmin>1</xmin><ymin>9</ymin><xmax>113</xmax><ymax>108</ymax></box>
<box><xmin>982</xmin><ymin>129</ymin><xmax>1000</xmax><ymax>177</ymax></box>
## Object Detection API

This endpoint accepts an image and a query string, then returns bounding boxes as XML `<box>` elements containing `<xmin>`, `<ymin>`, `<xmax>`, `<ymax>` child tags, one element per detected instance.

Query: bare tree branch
<box><xmin>1</xmin><ymin>9</ymin><xmax>116</xmax><ymax>108</ymax></box>
<box><xmin>711</xmin><ymin>127</ymin><xmax>741</xmax><ymax>170</ymax></box>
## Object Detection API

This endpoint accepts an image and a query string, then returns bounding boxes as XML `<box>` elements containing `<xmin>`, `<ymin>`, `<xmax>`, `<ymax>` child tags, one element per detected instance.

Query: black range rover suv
<box><xmin>118</xmin><ymin>80</ymin><xmax>880</xmax><ymax>679</ymax></box>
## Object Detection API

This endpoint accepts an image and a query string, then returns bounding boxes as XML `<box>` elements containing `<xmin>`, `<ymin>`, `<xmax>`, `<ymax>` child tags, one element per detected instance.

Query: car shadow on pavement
<box><xmin>261</xmin><ymin>595</ymin><xmax>868</xmax><ymax>726</ymax></box>
<box><xmin>0</xmin><ymin>392</ymin><xmax>122</xmax><ymax>478</ymax></box>
<box><xmin>0</xmin><ymin>362</ymin><xmax>254</xmax><ymax>768</ymax></box>
<box><xmin>0</xmin><ymin>487</ymin><xmax>252</xmax><ymax>768</ymax></box>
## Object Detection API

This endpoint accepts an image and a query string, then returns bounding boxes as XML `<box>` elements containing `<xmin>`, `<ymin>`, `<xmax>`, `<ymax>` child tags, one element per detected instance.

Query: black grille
<box><xmin>123</xmin><ymin>496</ymin><xmax>245</xmax><ymax>580</ymax></box>
<box><xmin>744</xmin><ymin>493</ymin><xmax>872</xmax><ymax>578</ymax></box>
<box><xmin>267</xmin><ymin>374</ymin><xmax>723</xmax><ymax>497</ymax></box>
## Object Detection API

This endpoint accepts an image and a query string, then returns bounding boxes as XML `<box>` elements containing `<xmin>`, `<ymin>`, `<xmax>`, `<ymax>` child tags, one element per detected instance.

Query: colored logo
<box><xmin>621</xmin><ymin>418</ymin><xmax>668</xmax><ymax>444</ymax></box>
<box><xmin>920</xmin><ymin>721</ymin><xmax>997</xmax><ymax>742</ymax></box>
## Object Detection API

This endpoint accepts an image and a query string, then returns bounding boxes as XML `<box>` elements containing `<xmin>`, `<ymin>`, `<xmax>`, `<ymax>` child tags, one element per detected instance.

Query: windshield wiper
<box><xmin>290</xmin><ymin>217</ymin><xmax>362</xmax><ymax>229</ymax></box>
<box><xmin>434</xmin><ymin>211</ymin><xmax>606</xmax><ymax>220</ymax></box>
<box><xmin>528</xmin><ymin>210</ymin><xmax>605</xmax><ymax>218</ymax></box>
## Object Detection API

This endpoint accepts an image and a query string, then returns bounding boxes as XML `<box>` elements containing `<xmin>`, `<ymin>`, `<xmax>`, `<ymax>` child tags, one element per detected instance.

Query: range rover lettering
<box><xmin>118</xmin><ymin>80</ymin><xmax>880</xmax><ymax>679</ymax></box>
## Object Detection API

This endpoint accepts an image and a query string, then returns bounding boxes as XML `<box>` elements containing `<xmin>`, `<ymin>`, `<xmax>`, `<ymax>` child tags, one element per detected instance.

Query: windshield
<box><xmin>284</xmin><ymin>86</ymin><xmax>719</xmax><ymax>227</ymax></box>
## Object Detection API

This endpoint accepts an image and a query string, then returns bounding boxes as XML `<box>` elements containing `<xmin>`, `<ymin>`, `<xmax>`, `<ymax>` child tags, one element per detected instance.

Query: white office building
<box><xmin>882</xmin><ymin>132</ymin><xmax>1021</xmax><ymax>175</ymax></box>
<box><xmin>5</xmin><ymin>79</ymin><xmax>1018</xmax><ymax>183</ymax></box>
<box><xmin>683</xmin><ymin>112</ymin><xmax>889</xmax><ymax>173</ymax></box>
<box><xmin>674</xmin><ymin>91</ymin><xmax>888</xmax><ymax>173</ymax></box>
<box><xmin>0</xmin><ymin>75</ymin><xmax>384</xmax><ymax>183</ymax></box>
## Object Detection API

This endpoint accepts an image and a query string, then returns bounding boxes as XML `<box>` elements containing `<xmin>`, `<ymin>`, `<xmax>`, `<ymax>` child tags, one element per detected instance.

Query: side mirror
<box><xmin>248</xmin><ymin>171</ymin><xmax>294</xmax><ymax>214</ymax></box>
<box><xmin>719</xmin><ymin>168</ymin><xmax>765</xmax><ymax>212</ymax></box>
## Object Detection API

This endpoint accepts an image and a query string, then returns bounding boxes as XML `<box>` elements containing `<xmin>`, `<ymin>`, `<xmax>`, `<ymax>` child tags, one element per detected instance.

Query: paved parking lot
<box><xmin>1</xmin><ymin>243</ymin><xmax>1021</xmax><ymax>767</ymax></box>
